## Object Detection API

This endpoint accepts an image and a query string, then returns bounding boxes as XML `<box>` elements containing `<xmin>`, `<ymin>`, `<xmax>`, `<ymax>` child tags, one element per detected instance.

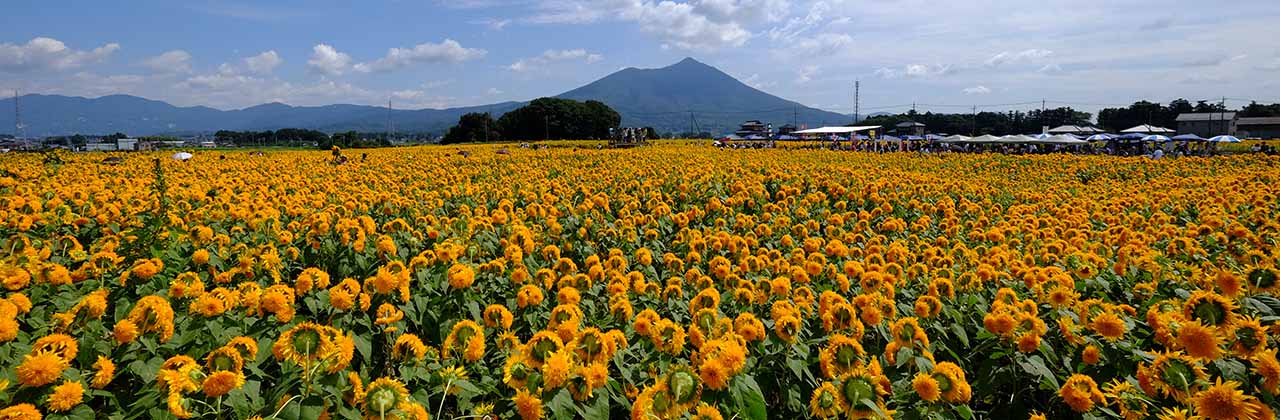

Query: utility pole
<box><xmin>386</xmin><ymin>98</ymin><xmax>393</xmax><ymax>143</ymax></box>
<box><xmin>854</xmin><ymin>80</ymin><xmax>860</xmax><ymax>123</ymax></box>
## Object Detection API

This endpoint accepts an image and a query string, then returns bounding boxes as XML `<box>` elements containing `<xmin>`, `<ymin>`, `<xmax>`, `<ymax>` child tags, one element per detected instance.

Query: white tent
<box><xmin>939</xmin><ymin>135</ymin><xmax>971</xmax><ymax>143</ymax></box>
<box><xmin>1121</xmin><ymin>124</ymin><xmax>1175</xmax><ymax>134</ymax></box>
<box><xmin>1042</xmin><ymin>135</ymin><xmax>1088</xmax><ymax>145</ymax></box>
<box><xmin>791</xmin><ymin>125</ymin><xmax>882</xmax><ymax>134</ymax></box>
<box><xmin>997</xmin><ymin>135</ymin><xmax>1036</xmax><ymax>143</ymax></box>
<box><xmin>968</xmin><ymin>134</ymin><xmax>1003</xmax><ymax>143</ymax></box>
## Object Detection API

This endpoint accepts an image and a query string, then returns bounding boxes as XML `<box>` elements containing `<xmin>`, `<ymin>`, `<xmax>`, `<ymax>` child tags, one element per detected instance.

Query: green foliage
<box><xmin>495</xmin><ymin>98</ymin><xmax>620</xmax><ymax>141</ymax></box>
<box><xmin>441</xmin><ymin>112</ymin><xmax>500</xmax><ymax>144</ymax></box>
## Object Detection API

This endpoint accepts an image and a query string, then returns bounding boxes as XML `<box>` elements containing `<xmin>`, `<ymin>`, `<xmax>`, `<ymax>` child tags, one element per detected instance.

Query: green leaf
<box><xmin>734</xmin><ymin>376</ymin><xmax>767</xmax><ymax>420</ymax></box>
<box><xmin>956</xmin><ymin>404</ymin><xmax>974</xmax><ymax>420</ymax></box>
<box><xmin>353</xmin><ymin>334</ymin><xmax>372</xmax><ymax>363</ymax></box>
<box><xmin>579</xmin><ymin>392</ymin><xmax>610</xmax><ymax>420</ymax></box>
<box><xmin>951</xmin><ymin>324</ymin><xmax>969</xmax><ymax>347</ymax></box>
<box><xmin>787</xmin><ymin>357</ymin><xmax>807</xmax><ymax>380</ymax></box>
<box><xmin>548</xmin><ymin>388</ymin><xmax>576</xmax><ymax>420</ymax></box>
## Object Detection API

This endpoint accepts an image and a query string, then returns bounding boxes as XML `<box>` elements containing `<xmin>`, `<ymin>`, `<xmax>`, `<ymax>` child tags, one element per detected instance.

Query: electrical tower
<box><xmin>13</xmin><ymin>89</ymin><xmax>25</xmax><ymax>140</ymax></box>
<box><xmin>854</xmin><ymin>80</ymin><xmax>860</xmax><ymax>123</ymax></box>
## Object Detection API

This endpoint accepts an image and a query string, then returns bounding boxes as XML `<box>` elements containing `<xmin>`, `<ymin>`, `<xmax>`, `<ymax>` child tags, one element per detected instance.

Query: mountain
<box><xmin>0</xmin><ymin>58</ymin><xmax>849</xmax><ymax>137</ymax></box>
<box><xmin>558</xmin><ymin>58</ymin><xmax>850</xmax><ymax>133</ymax></box>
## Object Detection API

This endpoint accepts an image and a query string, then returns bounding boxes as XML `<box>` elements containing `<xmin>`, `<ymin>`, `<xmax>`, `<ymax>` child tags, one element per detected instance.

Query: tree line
<box><xmin>442</xmin><ymin>97</ymin><xmax>621</xmax><ymax>144</ymax></box>
<box><xmin>860</xmin><ymin>107</ymin><xmax>1093</xmax><ymax>136</ymax></box>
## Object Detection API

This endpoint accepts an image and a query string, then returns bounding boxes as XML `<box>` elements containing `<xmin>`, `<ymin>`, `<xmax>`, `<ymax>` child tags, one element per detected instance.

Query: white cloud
<box><xmin>795</xmin><ymin>64</ymin><xmax>819</xmax><ymax>83</ymax></box>
<box><xmin>422</xmin><ymin>79</ymin><xmax>454</xmax><ymax>89</ymax></box>
<box><xmin>691</xmin><ymin>0</ymin><xmax>791</xmax><ymax>24</ymax></box>
<box><xmin>486</xmin><ymin>87</ymin><xmax>503</xmax><ymax>95</ymax></box>
<box><xmin>962</xmin><ymin>85</ymin><xmax>991</xmax><ymax>95</ymax></box>
<box><xmin>508</xmin><ymin>49</ymin><xmax>604</xmax><ymax>72</ymax></box>
<box><xmin>307</xmin><ymin>43</ymin><xmax>351</xmax><ymax>76</ymax></box>
<box><xmin>528</xmin><ymin>0</ymin><xmax>752</xmax><ymax>51</ymax></box>
<box><xmin>985</xmin><ymin>49</ymin><xmax>1054</xmax><ymax>67</ymax></box>
<box><xmin>353</xmin><ymin>39</ymin><xmax>486</xmax><ymax>73</ymax></box>
<box><xmin>0</xmin><ymin>37</ymin><xmax>119</xmax><ymax>73</ymax></box>
<box><xmin>1258</xmin><ymin>57</ymin><xmax>1280</xmax><ymax>71</ymax></box>
<box><xmin>244</xmin><ymin>50</ymin><xmax>282</xmax><ymax>74</ymax></box>
<box><xmin>473</xmin><ymin>18</ymin><xmax>512</xmax><ymax>30</ymax></box>
<box><xmin>766</xmin><ymin>1</ymin><xmax>830</xmax><ymax>41</ymax></box>
<box><xmin>743</xmin><ymin>73</ymin><xmax>776</xmax><ymax>90</ymax></box>
<box><xmin>142</xmin><ymin>50</ymin><xmax>193</xmax><ymax>74</ymax></box>
<box><xmin>791</xmin><ymin>33</ymin><xmax>852</xmax><ymax>56</ymax></box>
<box><xmin>905</xmin><ymin>63</ymin><xmax>953</xmax><ymax>78</ymax></box>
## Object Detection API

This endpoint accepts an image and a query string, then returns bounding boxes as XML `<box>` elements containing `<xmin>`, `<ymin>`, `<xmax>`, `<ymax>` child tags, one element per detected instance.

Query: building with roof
<box><xmin>894</xmin><ymin>121</ymin><xmax>925</xmax><ymax>137</ymax></box>
<box><xmin>1176</xmin><ymin>112</ymin><xmax>1236</xmax><ymax>137</ymax></box>
<box><xmin>1236</xmin><ymin>117</ymin><xmax>1280</xmax><ymax>139</ymax></box>
<box><xmin>734</xmin><ymin>120</ymin><xmax>770</xmax><ymax>138</ymax></box>
<box><xmin>1047</xmin><ymin>125</ymin><xmax>1106</xmax><ymax>135</ymax></box>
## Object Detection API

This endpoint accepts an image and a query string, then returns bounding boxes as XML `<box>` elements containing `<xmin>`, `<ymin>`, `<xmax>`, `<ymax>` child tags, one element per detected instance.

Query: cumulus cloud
<box><xmin>142</xmin><ymin>50</ymin><xmax>193</xmax><ymax>74</ymax></box>
<box><xmin>508</xmin><ymin>49</ymin><xmax>604</xmax><ymax>72</ymax></box>
<box><xmin>0</xmin><ymin>37</ymin><xmax>119</xmax><ymax>73</ymax></box>
<box><xmin>985</xmin><ymin>49</ymin><xmax>1054</xmax><ymax>67</ymax></box>
<box><xmin>307</xmin><ymin>43</ymin><xmax>351</xmax><ymax>76</ymax></box>
<box><xmin>743</xmin><ymin>73</ymin><xmax>777</xmax><ymax>90</ymax></box>
<box><xmin>353</xmin><ymin>39</ymin><xmax>487</xmax><ymax>73</ymax></box>
<box><xmin>244</xmin><ymin>50</ymin><xmax>283</xmax><ymax>74</ymax></box>
<box><xmin>962</xmin><ymin>85</ymin><xmax>991</xmax><ymax>95</ymax></box>
<box><xmin>691</xmin><ymin>0</ymin><xmax>791</xmax><ymax>24</ymax></box>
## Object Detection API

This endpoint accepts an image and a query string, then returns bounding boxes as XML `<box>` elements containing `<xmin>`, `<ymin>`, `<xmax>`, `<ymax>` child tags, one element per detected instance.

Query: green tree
<box><xmin>497</xmin><ymin>98</ymin><xmax>620</xmax><ymax>141</ymax></box>
<box><xmin>442</xmin><ymin>113</ymin><xmax>500</xmax><ymax>144</ymax></box>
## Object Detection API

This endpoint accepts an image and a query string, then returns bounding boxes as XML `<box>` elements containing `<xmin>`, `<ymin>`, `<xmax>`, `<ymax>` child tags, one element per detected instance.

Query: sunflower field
<box><xmin>1</xmin><ymin>145</ymin><xmax>1279</xmax><ymax>420</ymax></box>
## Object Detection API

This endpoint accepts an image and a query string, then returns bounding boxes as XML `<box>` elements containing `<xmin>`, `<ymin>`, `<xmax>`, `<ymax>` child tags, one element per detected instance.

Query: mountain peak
<box><xmin>670</xmin><ymin>57</ymin><xmax>707</xmax><ymax>68</ymax></box>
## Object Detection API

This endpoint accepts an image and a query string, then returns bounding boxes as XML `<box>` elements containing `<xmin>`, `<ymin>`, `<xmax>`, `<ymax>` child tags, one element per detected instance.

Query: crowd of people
<box><xmin>713</xmin><ymin>136</ymin><xmax>1279</xmax><ymax>158</ymax></box>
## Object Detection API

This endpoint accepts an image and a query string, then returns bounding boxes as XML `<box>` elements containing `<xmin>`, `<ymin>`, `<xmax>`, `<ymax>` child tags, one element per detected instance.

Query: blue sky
<box><xmin>3</xmin><ymin>0</ymin><xmax>1279</xmax><ymax>116</ymax></box>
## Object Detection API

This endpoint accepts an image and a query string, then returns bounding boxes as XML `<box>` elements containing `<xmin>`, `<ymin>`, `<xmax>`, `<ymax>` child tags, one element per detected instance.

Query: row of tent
<box><xmin>937</xmin><ymin>133</ymin><xmax>1243</xmax><ymax>144</ymax></box>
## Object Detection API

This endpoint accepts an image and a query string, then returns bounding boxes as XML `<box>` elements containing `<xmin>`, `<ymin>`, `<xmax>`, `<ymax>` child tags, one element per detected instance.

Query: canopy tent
<box><xmin>1121</xmin><ymin>124</ymin><xmax>1176</xmax><ymax>134</ymax></box>
<box><xmin>1030</xmin><ymin>133</ymin><xmax>1052</xmax><ymax>139</ymax></box>
<box><xmin>1085</xmin><ymin>134</ymin><xmax>1115</xmax><ymax>141</ymax></box>
<box><xmin>940</xmin><ymin>135</ymin><xmax>971</xmax><ymax>143</ymax></box>
<box><xmin>775</xmin><ymin>135</ymin><xmax>799</xmax><ymax>140</ymax></box>
<box><xmin>1118</xmin><ymin>133</ymin><xmax>1148</xmax><ymax>141</ymax></box>
<box><xmin>996</xmin><ymin>135</ymin><xmax>1035</xmax><ymax>143</ymax></box>
<box><xmin>744</xmin><ymin>135</ymin><xmax>767</xmax><ymax>140</ymax></box>
<box><xmin>1042</xmin><ymin>135</ymin><xmax>1089</xmax><ymax>145</ymax></box>
<box><xmin>968</xmin><ymin>134</ymin><xmax>1004</xmax><ymax>143</ymax></box>
<box><xmin>1209</xmin><ymin>135</ymin><xmax>1242</xmax><ymax>143</ymax></box>
<box><xmin>879</xmin><ymin>135</ymin><xmax>903</xmax><ymax>142</ymax></box>
<box><xmin>903</xmin><ymin>135</ymin><xmax>925</xmax><ymax>141</ymax></box>
<box><xmin>792</xmin><ymin>125</ymin><xmax>882</xmax><ymax>135</ymax></box>
<box><xmin>1047</xmin><ymin>125</ymin><xmax>1107</xmax><ymax>135</ymax></box>
<box><xmin>924</xmin><ymin>134</ymin><xmax>944</xmax><ymax>141</ymax></box>
<box><xmin>1171</xmin><ymin>134</ymin><xmax>1206</xmax><ymax>141</ymax></box>
<box><xmin>723</xmin><ymin>134</ymin><xmax>744</xmax><ymax>140</ymax></box>
<box><xmin>1141</xmin><ymin>135</ymin><xmax>1172</xmax><ymax>142</ymax></box>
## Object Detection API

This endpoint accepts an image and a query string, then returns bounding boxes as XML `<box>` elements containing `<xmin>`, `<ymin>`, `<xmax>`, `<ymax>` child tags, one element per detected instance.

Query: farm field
<box><xmin>1</xmin><ymin>145</ymin><xmax>1279</xmax><ymax>420</ymax></box>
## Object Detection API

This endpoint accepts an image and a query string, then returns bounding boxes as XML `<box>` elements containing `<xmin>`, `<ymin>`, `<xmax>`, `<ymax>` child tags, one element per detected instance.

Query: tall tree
<box><xmin>442</xmin><ymin>113</ymin><xmax>500</xmax><ymax>144</ymax></box>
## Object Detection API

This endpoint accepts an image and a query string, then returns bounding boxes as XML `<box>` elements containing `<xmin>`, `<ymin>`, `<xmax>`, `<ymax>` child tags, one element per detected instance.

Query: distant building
<box><xmin>734</xmin><ymin>120</ymin><xmax>770</xmax><ymax>138</ymax></box>
<box><xmin>84</xmin><ymin>143</ymin><xmax>118</xmax><ymax>151</ymax></box>
<box><xmin>1236</xmin><ymin>117</ymin><xmax>1280</xmax><ymax>139</ymax></box>
<box><xmin>895</xmin><ymin>121</ymin><xmax>926</xmax><ymax>137</ymax></box>
<box><xmin>200</xmin><ymin>141</ymin><xmax>218</xmax><ymax>148</ymax></box>
<box><xmin>1176</xmin><ymin>112</ymin><xmax>1236</xmax><ymax>137</ymax></box>
<box><xmin>117</xmin><ymin>138</ymin><xmax>139</xmax><ymax>151</ymax></box>
<box><xmin>777</xmin><ymin>124</ymin><xmax>797</xmax><ymax>136</ymax></box>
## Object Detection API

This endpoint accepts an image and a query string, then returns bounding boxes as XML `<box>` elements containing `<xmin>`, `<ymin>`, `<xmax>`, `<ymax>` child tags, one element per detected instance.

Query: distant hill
<box><xmin>558</xmin><ymin>58</ymin><xmax>850</xmax><ymax>134</ymax></box>
<box><xmin>0</xmin><ymin>94</ymin><xmax>524</xmax><ymax>137</ymax></box>
<box><xmin>0</xmin><ymin>58</ymin><xmax>850</xmax><ymax>137</ymax></box>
